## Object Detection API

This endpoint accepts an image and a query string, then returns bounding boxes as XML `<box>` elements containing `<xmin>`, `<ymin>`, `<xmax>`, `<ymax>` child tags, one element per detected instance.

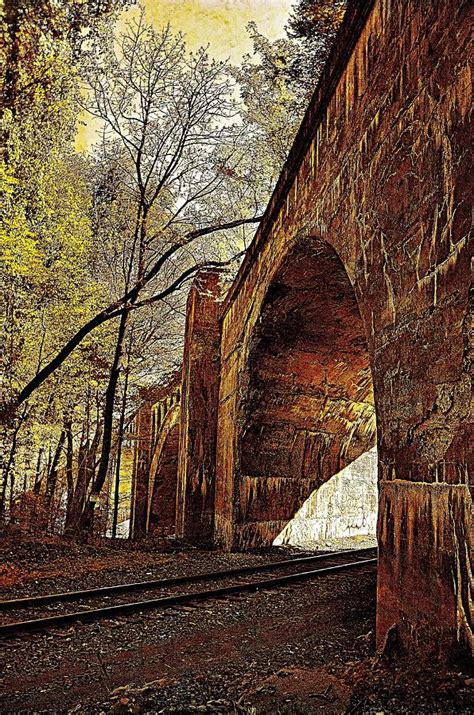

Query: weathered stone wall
<box><xmin>130</xmin><ymin>377</ymin><xmax>181</xmax><ymax>539</ymax></box>
<box><xmin>175</xmin><ymin>270</ymin><xmax>229</xmax><ymax>545</ymax></box>
<box><xmin>274</xmin><ymin>448</ymin><xmax>378</xmax><ymax>547</ymax></box>
<box><xmin>148</xmin><ymin>407</ymin><xmax>180</xmax><ymax>535</ymax></box>
<box><xmin>130</xmin><ymin>401</ymin><xmax>152</xmax><ymax>540</ymax></box>
<box><xmin>214</xmin><ymin>0</ymin><xmax>472</xmax><ymax>660</ymax></box>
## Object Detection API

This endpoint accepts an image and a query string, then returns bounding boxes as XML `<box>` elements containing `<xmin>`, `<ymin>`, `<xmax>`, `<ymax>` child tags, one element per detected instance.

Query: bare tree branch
<box><xmin>9</xmin><ymin>216</ymin><xmax>261</xmax><ymax>412</ymax></box>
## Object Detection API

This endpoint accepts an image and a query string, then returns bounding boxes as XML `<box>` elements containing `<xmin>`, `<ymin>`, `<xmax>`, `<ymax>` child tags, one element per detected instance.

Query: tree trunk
<box><xmin>64</xmin><ymin>417</ymin><xmax>74</xmax><ymax>526</ymax></box>
<box><xmin>44</xmin><ymin>430</ymin><xmax>66</xmax><ymax>528</ymax></box>
<box><xmin>65</xmin><ymin>419</ymin><xmax>102</xmax><ymax>535</ymax></box>
<box><xmin>22</xmin><ymin>448</ymin><xmax>31</xmax><ymax>492</ymax></box>
<box><xmin>64</xmin><ymin>431</ymin><xmax>88</xmax><ymax>535</ymax></box>
<box><xmin>112</xmin><ymin>363</ymin><xmax>130</xmax><ymax>538</ymax></box>
<box><xmin>8</xmin><ymin>468</ymin><xmax>15</xmax><ymax>518</ymax></box>
<box><xmin>37</xmin><ymin>444</ymin><xmax>53</xmax><ymax>496</ymax></box>
<box><xmin>0</xmin><ymin>405</ymin><xmax>28</xmax><ymax>522</ymax></box>
<box><xmin>33</xmin><ymin>447</ymin><xmax>44</xmax><ymax>494</ymax></box>
<box><xmin>79</xmin><ymin>310</ymin><xmax>129</xmax><ymax>534</ymax></box>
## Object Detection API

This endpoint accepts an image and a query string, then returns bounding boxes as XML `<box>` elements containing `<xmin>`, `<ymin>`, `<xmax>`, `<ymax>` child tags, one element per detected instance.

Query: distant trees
<box><xmin>1</xmin><ymin>0</ymin><xmax>121</xmax><ymax>523</ymax></box>
<box><xmin>231</xmin><ymin>0</ymin><xmax>346</xmax><ymax>187</ymax></box>
<box><xmin>286</xmin><ymin>0</ymin><xmax>347</xmax><ymax>89</ymax></box>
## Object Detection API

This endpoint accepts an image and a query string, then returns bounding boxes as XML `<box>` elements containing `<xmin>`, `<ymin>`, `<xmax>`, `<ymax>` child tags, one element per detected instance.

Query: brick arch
<box><xmin>176</xmin><ymin>0</ymin><xmax>471</xmax><ymax>661</ymax></box>
<box><xmin>146</xmin><ymin>404</ymin><xmax>180</xmax><ymax>535</ymax></box>
<box><xmin>236</xmin><ymin>238</ymin><xmax>376</xmax><ymax>548</ymax></box>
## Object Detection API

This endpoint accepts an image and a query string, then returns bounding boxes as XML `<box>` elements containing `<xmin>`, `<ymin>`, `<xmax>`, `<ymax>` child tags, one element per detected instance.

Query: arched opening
<box><xmin>274</xmin><ymin>447</ymin><xmax>378</xmax><ymax>548</ymax></box>
<box><xmin>238</xmin><ymin>239</ymin><xmax>377</xmax><ymax>549</ymax></box>
<box><xmin>147</xmin><ymin>412</ymin><xmax>180</xmax><ymax>536</ymax></box>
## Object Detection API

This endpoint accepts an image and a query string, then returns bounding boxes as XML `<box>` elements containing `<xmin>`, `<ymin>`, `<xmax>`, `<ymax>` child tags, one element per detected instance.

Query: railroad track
<box><xmin>0</xmin><ymin>547</ymin><xmax>377</xmax><ymax>637</ymax></box>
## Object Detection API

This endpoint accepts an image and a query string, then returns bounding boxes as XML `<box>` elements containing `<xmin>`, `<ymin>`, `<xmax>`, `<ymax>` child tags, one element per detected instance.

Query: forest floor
<box><xmin>1</xmin><ymin>534</ymin><xmax>472</xmax><ymax>714</ymax></box>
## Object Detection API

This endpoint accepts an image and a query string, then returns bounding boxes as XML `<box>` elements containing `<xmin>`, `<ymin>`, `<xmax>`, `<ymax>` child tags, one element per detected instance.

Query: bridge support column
<box><xmin>176</xmin><ymin>270</ymin><xmax>227</xmax><ymax>546</ymax></box>
<box><xmin>130</xmin><ymin>402</ymin><xmax>152</xmax><ymax>540</ymax></box>
<box><xmin>377</xmin><ymin>480</ymin><xmax>472</xmax><ymax>661</ymax></box>
<box><xmin>147</xmin><ymin>407</ymin><xmax>180</xmax><ymax>536</ymax></box>
<box><xmin>372</xmin><ymin>261</ymin><xmax>472</xmax><ymax>663</ymax></box>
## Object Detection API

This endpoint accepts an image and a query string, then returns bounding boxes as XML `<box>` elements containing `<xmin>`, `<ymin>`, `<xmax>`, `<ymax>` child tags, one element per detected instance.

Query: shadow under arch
<box><xmin>146</xmin><ymin>404</ymin><xmax>180</xmax><ymax>536</ymax></box>
<box><xmin>236</xmin><ymin>236</ymin><xmax>377</xmax><ymax>548</ymax></box>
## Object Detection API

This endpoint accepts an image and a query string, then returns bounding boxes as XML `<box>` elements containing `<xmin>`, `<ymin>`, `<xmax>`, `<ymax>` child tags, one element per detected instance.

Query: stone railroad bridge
<box><xmin>130</xmin><ymin>0</ymin><xmax>472</xmax><ymax>663</ymax></box>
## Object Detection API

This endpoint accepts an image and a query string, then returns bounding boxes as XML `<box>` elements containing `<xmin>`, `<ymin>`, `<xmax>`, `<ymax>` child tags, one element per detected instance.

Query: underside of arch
<box><xmin>237</xmin><ymin>239</ymin><xmax>377</xmax><ymax>547</ymax></box>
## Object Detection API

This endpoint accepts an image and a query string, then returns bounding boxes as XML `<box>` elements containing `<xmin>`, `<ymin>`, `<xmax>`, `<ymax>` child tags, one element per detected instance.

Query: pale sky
<box><xmin>143</xmin><ymin>0</ymin><xmax>294</xmax><ymax>61</ymax></box>
<box><xmin>76</xmin><ymin>0</ymin><xmax>293</xmax><ymax>150</ymax></box>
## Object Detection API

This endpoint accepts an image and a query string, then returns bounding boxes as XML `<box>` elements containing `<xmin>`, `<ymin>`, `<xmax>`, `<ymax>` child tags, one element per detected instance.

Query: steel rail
<box><xmin>0</xmin><ymin>557</ymin><xmax>377</xmax><ymax>637</ymax></box>
<box><xmin>0</xmin><ymin>547</ymin><xmax>377</xmax><ymax>610</ymax></box>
